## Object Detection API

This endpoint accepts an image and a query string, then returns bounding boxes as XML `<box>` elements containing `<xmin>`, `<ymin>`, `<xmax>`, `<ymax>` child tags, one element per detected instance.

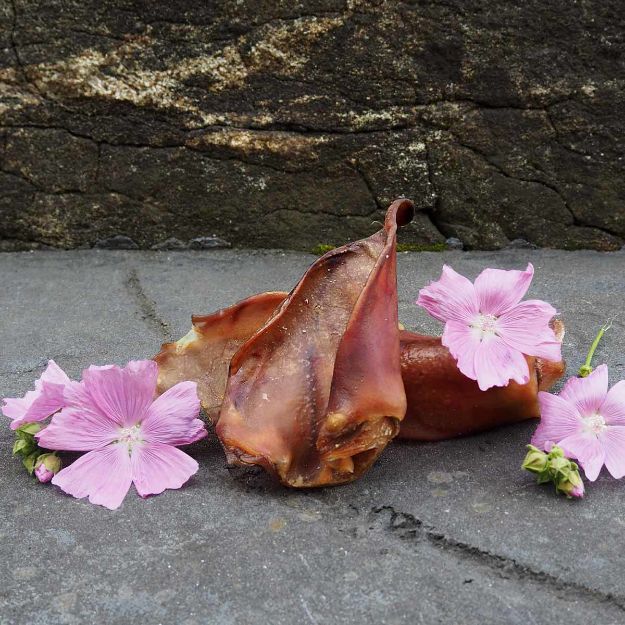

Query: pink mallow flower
<box><xmin>532</xmin><ymin>364</ymin><xmax>625</xmax><ymax>481</ymax></box>
<box><xmin>36</xmin><ymin>360</ymin><xmax>207</xmax><ymax>510</ymax></box>
<box><xmin>417</xmin><ymin>263</ymin><xmax>561</xmax><ymax>391</ymax></box>
<box><xmin>2</xmin><ymin>360</ymin><xmax>70</xmax><ymax>430</ymax></box>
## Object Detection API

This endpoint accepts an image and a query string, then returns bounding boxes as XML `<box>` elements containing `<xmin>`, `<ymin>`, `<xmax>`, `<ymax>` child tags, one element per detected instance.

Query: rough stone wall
<box><xmin>0</xmin><ymin>0</ymin><xmax>623</xmax><ymax>251</ymax></box>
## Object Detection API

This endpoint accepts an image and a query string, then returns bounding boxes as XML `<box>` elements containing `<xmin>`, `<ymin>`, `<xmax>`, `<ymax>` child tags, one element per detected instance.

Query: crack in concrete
<box><xmin>124</xmin><ymin>268</ymin><xmax>172</xmax><ymax>342</ymax></box>
<box><xmin>369</xmin><ymin>505</ymin><xmax>625</xmax><ymax>612</ymax></box>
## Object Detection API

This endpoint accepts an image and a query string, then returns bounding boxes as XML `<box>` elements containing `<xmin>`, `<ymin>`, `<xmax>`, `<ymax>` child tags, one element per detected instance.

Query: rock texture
<box><xmin>0</xmin><ymin>0</ymin><xmax>623</xmax><ymax>250</ymax></box>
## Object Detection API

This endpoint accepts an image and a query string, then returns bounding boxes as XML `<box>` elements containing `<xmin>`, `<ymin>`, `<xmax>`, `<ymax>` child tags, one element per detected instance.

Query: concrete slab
<box><xmin>1</xmin><ymin>249</ymin><xmax>624</xmax><ymax>624</ymax></box>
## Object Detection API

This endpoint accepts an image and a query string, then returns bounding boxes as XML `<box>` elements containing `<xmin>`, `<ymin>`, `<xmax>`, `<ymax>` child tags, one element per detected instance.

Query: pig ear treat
<box><xmin>154</xmin><ymin>292</ymin><xmax>288</xmax><ymax>424</ymax></box>
<box><xmin>216</xmin><ymin>198</ymin><xmax>415</xmax><ymax>487</ymax></box>
<box><xmin>398</xmin><ymin>320</ymin><xmax>566</xmax><ymax>441</ymax></box>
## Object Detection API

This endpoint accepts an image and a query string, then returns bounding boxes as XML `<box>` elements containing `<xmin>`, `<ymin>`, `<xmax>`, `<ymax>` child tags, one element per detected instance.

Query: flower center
<box><xmin>470</xmin><ymin>313</ymin><xmax>499</xmax><ymax>340</ymax></box>
<box><xmin>583</xmin><ymin>413</ymin><xmax>607</xmax><ymax>436</ymax></box>
<box><xmin>117</xmin><ymin>423</ymin><xmax>143</xmax><ymax>449</ymax></box>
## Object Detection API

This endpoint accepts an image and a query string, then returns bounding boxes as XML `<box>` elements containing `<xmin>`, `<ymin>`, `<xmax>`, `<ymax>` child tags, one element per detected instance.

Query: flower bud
<box><xmin>548</xmin><ymin>455</ymin><xmax>570</xmax><ymax>477</ymax></box>
<box><xmin>556</xmin><ymin>466</ymin><xmax>585</xmax><ymax>499</ymax></box>
<box><xmin>523</xmin><ymin>444</ymin><xmax>585</xmax><ymax>500</ymax></box>
<box><xmin>34</xmin><ymin>454</ymin><xmax>61</xmax><ymax>483</ymax></box>
<box><xmin>578</xmin><ymin>364</ymin><xmax>593</xmax><ymax>378</ymax></box>
<box><xmin>546</xmin><ymin>444</ymin><xmax>563</xmax><ymax>458</ymax></box>
<box><xmin>34</xmin><ymin>463</ymin><xmax>54</xmax><ymax>483</ymax></box>
<box><xmin>522</xmin><ymin>445</ymin><xmax>548</xmax><ymax>474</ymax></box>
<box><xmin>13</xmin><ymin>422</ymin><xmax>44</xmax><ymax>458</ymax></box>
<box><xmin>16</xmin><ymin>423</ymin><xmax>43</xmax><ymax>436</ymax></box>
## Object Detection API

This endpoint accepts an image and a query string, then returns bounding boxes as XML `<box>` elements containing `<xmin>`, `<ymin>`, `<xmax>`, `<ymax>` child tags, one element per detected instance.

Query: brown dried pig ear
<box><xmin>154</xmin><ymin>292</ymin><xmax>288</xmax><ymax>424</ymax></box>
<box><xmin>398</xmin><ymin>319</ymin><xmax>566</xmax><ymax>442</ymax></box>
<box><xmin>216</xmin><ymin>198</ymin><xmax>414</xmax><ymax>487</ymax></box>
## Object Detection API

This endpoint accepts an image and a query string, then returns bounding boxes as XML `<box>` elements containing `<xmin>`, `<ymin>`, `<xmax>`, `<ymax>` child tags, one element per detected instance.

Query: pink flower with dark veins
<box><xmin>37</xmin><ymin>360</ymin><xmax>206</xmax><ymax>509</ymax></box>
<box><xmin>416</xmin><ymin>263</ymin><xmax>561</xmax><ymax>391</ymax></box>
<box><xmin>532</xmin><ymin>364</ymin><xmax>625</xmax><ymax>481</ymax></box>
<box><xmin>2</xmin><ymin>360</ymin><xmax>70</xmax><ymax>430</ymax></box>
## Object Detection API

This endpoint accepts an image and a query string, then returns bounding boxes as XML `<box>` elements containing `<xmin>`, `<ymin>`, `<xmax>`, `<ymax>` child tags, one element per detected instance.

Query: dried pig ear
<box><xmin>217</xmin><ymin>198</ymin><xmax>415</xmax><ymax>487</ymax></box>
<box><xmin>398</xmin><ymin>319</ymin><xmax>566</xmax><ymax>441</ymax></box>
<box><xmin>154</xmin><ymin>292</ymin><xmax>288</xmax><ymax>424</ymax></box>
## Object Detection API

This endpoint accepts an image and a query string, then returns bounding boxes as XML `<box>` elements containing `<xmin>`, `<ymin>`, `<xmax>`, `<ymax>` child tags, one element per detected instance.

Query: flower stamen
<box><xmin>470</xmin><ymin>313</ymin><xmax>499</xmax><ymax>340</ymax></box>
<box><xmin>583</xmin><ymin>413</ymin><xmax>607</xmax><ymax>436</ymax></box>
<box><xmin>117</xmin><ymin>423</ymin><xmax>143</xmax><ymax>450</ymax></box>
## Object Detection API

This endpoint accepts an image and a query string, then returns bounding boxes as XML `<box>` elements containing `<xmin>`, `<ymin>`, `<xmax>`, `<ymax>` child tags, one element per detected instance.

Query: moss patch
<box><xmin>311</xmin><ymin>243</ymin><xmax>336</xmax><ymax>255</ymax></box>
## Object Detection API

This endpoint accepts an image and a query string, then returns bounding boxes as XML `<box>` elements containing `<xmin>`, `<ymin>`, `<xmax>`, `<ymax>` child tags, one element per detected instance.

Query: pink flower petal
<box><xmin>474</xmin><ymin>263</ymin><xmax>534</xmax><ymax>316</ymax></box>
<box><xmin>495</xmin><ymin>300</ymin><xmax>561</xmax><ymax>361</ymax></box>
<box><xmin>600</xmin><ymin>380</ymin><xmax>625</xmax><ymax>426</ymax></box>
<box><xmin>131</xmin><ymin>442</ymin><xmax>199</xmax><ymax>498</ymax></box>
<box><xmin>82</xmin><ymin>360</ymin><xmax>157</xmax><ymax>428</ymax></box>
<box><xmin>599</xmin><ymin>426</ymin><xmax>625</xmax><ymax>479</ymax></box>
<box><xmin>559</xmin><ymin>364</ymin><xmax>609</xmax><ymax>417</ymax></box>
<box><xmin>531</xmin><ymin>392</ymin><xmax>582</xmax><ymax>450</ymax></box>
<box><xmin>441</xmin><ymin>320</ymin><xmax>480</xmax><ymax>382</ymax></box>
<box><xmin>37</xmin><ymin>380</ymin><xmax>121</xmax><ymax>451</ymax></box>
<box><xmin>473</xmin><ymin>335</ymin><xmax>530</xmax><ymax>391</ymax></box>
<box><xmin>417</xmin><ymin>265</ymin><xmax>479</xmax><ymax>324</ymax></box>
<box><xmin>558</xmin><ymin>432</ymin><xmax>606</xmax><ymax>481</ymax></box>
<box><xmin>37</xmin><ymin>407</ymin><xmax>120</xmax><ymax>451</ymax></box>
<box><xmin>51</xmin><ymin>444</ymin><xmax>132</xmax><ymax>510</ymax></box>
<box><xmin>2</xmin><ymin>360</ymin><xmax>71</xmax><ymax>430</ymax></box>
<box><xmin>8</xmin><ymin>382</ymin><xmax>65</xmax><ymax>431</ymax></box>
<box><xmin>2</xmin><ymin>396</ymin><xmax>28</xmax><ymax>421</ymax></box>
<box><xmin>142</xmin><ymin>381</ymin><xmax>206</xmax><ymax>446</ymax></box>
<box><xmin>42</xmin><ymin>360</ymin><xmax>72</xmax><ymax>387</ymax></box>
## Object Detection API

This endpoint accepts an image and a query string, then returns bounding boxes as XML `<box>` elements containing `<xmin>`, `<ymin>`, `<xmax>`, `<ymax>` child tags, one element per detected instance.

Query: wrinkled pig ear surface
<box><xmin>217</xmin><ymin>198</ymin><xmax>414</xmax><ymax>487</ymax></box>
<box><xmin>153</xmin><ymin>292</ymin><xmax>288</xmax><ymax>424</ymax></box>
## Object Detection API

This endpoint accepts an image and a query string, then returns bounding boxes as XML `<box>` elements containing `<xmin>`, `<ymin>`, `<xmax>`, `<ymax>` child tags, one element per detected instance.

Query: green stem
<box><xmin>578</xmin><ymin>321</ymin><xmax>611</xmax><ymax>377</ymax></box>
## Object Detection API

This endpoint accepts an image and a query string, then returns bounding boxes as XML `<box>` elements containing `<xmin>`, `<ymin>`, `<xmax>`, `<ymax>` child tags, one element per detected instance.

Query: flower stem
<box><xmin>578</xmin><ymin>320</ymin><xmax>612</xmax><ymax>377</ymax></box>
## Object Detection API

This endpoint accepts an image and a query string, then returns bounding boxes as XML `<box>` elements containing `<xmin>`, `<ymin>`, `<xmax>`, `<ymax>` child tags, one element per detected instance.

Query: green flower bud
<box><xmin>522</xmin><ymin>445</ymin><xmax>548</xmax><ymax>474</ymax></box>
<box><xmin>16</xmin><ymin>423</ymin><xmax>43</xmax><ymax>436</ymax></box>
<box><xmin>22</xmin><ymin>451</ymin><xmax>40</xmax><ymax>475</ymax></box>
<box><xmin>12</xmin><ymin>438</ymin><xmax>30</xmax><ymax>455</ymax></box>
<box><xmin>546</xmin><ymin>445</ymin><xmax>564</xmax><ymax>459</ymax></box>
<box><xmin>523</xmin><ymin>444</ymin><xmax>584</xmax><ymax>500</ymax></box>
<box><xmin>12</xmin><ymin>436</ymin><xmax>37</xmax><ymax>457</ymax></box>
<box><xmin>548</xmin><ymin>456</ymin><xmax>571</xmax><ymax>478</ymax></box>
<box><xmin>556</xmin><ymin>466</ymin><xmax>585</xmax><ymax>499</ymax></box>
<box><xmin>12</xmin><ymin>424</ymin><xmax>47</xmax><ymax>474</ymax></box>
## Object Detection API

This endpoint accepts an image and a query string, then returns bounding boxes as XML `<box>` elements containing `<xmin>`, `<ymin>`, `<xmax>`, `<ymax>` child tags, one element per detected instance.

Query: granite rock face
<box><xmin>0</xmin><ymin>0</ymin><xmax>623</xmax><ymax>250</ymax></box>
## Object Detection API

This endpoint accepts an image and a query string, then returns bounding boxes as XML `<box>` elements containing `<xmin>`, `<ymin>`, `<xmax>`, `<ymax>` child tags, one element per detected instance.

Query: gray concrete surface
<box><xmin>1</xmin><ymin>248</ymin><xmax>624</xmax><ymax>625</ymax></box>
